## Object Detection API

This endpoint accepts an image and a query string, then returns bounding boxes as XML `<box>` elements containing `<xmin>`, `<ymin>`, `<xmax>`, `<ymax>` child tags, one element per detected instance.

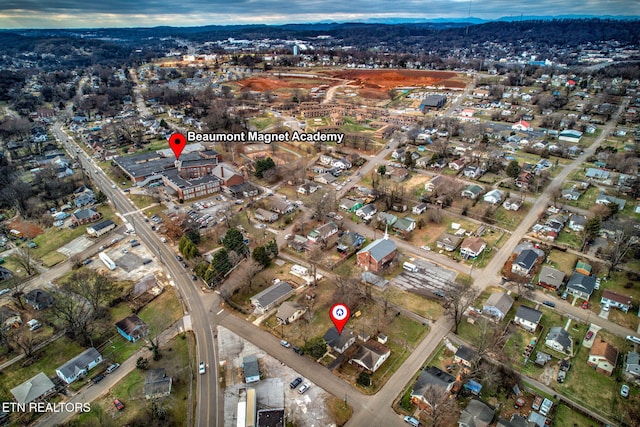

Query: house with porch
<box><xmin>514</xmin><ymin>306</ymin><xmax>542</xmax><ymax>332</ymax></box>
<box><xmin>600</xmin><ymin>290</ymin><xmax>632</xmax><ymax>313</ymax></box>
<box><xmin>588</xmin><ymin>338</ymin><xmax>618</xmax><ymax>376</ymax></box>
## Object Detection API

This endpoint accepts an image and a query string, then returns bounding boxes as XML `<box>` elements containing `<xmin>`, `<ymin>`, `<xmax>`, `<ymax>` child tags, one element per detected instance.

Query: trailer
<box><xmin>99</xmin><ymin>252</ymin><xmax>116</xmax><ymax>271</ymax></box>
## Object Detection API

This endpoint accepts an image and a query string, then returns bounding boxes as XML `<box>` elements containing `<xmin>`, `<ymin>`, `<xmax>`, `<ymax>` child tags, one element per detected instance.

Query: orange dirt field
<box><xmin>236</xmin><ymin>76</ymin><xmax>332</xmax><ymax>92</ymax></box>
<box><xmin>328</xmin><ymin>69</ymin><xmax>463</xmax><ymax>89</ymax></box>
<box><xmin>6</xmin><ymin>219</ymin><xmax>45</xmax><ymax>238</ymax></box>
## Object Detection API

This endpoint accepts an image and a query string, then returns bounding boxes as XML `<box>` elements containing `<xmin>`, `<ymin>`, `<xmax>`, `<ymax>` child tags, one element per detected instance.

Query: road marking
<box><xmin>216</xmin><ymin>309</ymin><xmax>224</xmax><ymax>315</ymax></box>
<box><xmin>214</xmin><ymin>290</ymin><xmax>221</xmax><ymax>295</ymax></box>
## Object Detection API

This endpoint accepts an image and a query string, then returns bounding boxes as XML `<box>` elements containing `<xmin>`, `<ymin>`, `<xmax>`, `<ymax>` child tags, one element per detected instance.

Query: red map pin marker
<box><xmin>330</xmin><ymin>303</ymin><xmax>350</xmax><ymax>335</ymax></box>
<box><xmin>169</xmin><ymin>133</ymin><xmax>186</xmax><ymax>160</ymax></box>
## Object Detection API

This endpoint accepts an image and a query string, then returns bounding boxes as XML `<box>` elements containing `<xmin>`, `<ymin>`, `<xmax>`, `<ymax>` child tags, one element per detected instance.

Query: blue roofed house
<box><xmin>55</xmin><ymin>348</ymin><xmax>103</xmax><ymax>384</ymax></box>
<box><xmin>567</xmin><ymin>272</ymin><xmax>596</xmax><ymax>301</ymax></box>
<box><xmin>585</xmin><ymin>168</ymin><xmax>610</xmax><ymax>180</ymax></box>
<box><xmin>115</xmin><ymin>314</ymin><xmax>150</xmax><ymax>342</ymax></box>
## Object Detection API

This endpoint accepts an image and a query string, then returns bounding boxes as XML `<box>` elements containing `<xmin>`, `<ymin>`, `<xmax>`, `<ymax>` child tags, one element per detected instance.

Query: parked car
<box><xmin>198</xmin><ymin>362</ymin><xmax>206</xmax><ymax>374</ymax></box>
<box><xmin>289</xmin><ymin>377</ymin><xmax>302</xmax><ymax>389</ymax></box>
<box><xmin>106</xmin><ymin>363</ymin><xmax>120</xmax><ymax>374</ymax></box>
<box><xmin>280</xmin><ymin>340</ymin><xmax>291</xmax><ymax>348</ymax></box>
<box><xmin>403</xmin><ymin>416</ymin><xmax>420</xmax><ymax>426</ymax></box>
<box><xmin>621</xmin><ymin>384</ymin><xmax>630</xmax><ymax>398</ymax></box>
<box><xmin>92</xmin><ymin>374</ymin><xmax>105</xmax><ymax>384</ymax></box>
<box><xmin>298</xmin><ymin>383</ymin><xmax>310</xmax><ymax>394</ymax></box>
<box><xmin>542</xmin><ymin>300</ymin><xmax>556</xmax><ymax>308</ymax></box>
<box><xmin>293</xmin><ymin>346</ymin><xmax>304</xmax><ymax>355</ymax></box>
<box><xmin>585</xmin><ymin>331</ymin><xmax>594</xmax><ymax>341</ymax></box>
<box><xmin>113</xmin><ymin>399</ymin><xmax>125</xmax><ymax>411</ymax></box>
<box><xmin>581</xmin><ymin>301</ymin><xmax>588</xmax><ymax>309</ymax></box>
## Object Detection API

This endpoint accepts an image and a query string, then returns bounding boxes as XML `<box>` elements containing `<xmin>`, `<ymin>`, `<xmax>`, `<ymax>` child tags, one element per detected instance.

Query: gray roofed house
<box><xmin>461</xmin><ymin>184</ymin><xmax>484</xmax><ymax>199</ymax></box>
<box><xmin>454</xmin><ymin>345</ymin><xmax>479</xmax><ymax>368</ymax></box>
<box><xmin>250</xmin><ymin>281</ymin><xmax>296</xmax><ymax>314</ymax></box>
<box><xmin>567</xmin><ymin>272</ymin><xmax>596</xmax><ymax>300</ymax></box>
<box><xmin>537</xmin><ymin>266</ymin><xmax>565</xmax><ymax>290</ymax></box>
<box><xmin>144</xmin><ymin>369</ymin><xmax>172</xmax><ymax>399</ymax></box>
<box><xmin>436</xmin><ymin>233</ymin><xmax>463</xmax><ymax>252</ymax></box>
<box><xmin>482</xmin><ymin>292</ymin><xmax>514</xmax><ymax>320</ymax></box>
<box><xmin>376</xmin><ymin>212</ymin><xmax>398</xmax><ymax>226</ymax></box>
<box><xmin>410</xmin><ymin>366</ymin><xmax>456</xmax><ymax>410</ymax></box>
<box><xmin>585</xmin><ymin>168</ymin><xmax>610</xmax><ymax>180</ymax></box>
<box><xmin>55</xmin><ymin>348</ymin><xmax>103</xmax><ymax>384</ymax></box>
<box><xmin>276</xmin><ymin>301</ymin><xmax>307</xmax><ymax>325</ymax></box>
<box><xmin>497</xmin><ymin>414</ymin><xmax>536</xmax><ymax>427</ymax></box>
<box><xmin>458</xmin><ymin>399</ymin><xmax>495</xmax><ymax>427</ymax></box>
<box><xmin>243</xmin><ymin>354</ymin><xmax>260</xmax><ymax>383</ymax></box>
<box><xmin>10</xmin><ymin>372</ymin><xmax>56</xmax><ymax>404</ymax></box>
<box><xmin>625</xmin><ymin>351</ymin><xmax>640</xmax><ymax>378</ymax></box>
<box><xmin>595</xmin><ymin>192</ymin><xmax>626</xmax><ymax>210</ymax></box>
<box><xmin>568</xmin><ymin>214</ymin><xmax>587</xmax><ymax>232</ymax></box>
<box><xmin>323</xmin><ymin>327</ymin><xmax>356</xmax><ymax>354</ymax></box>
<box><xmin>511</xmin><ymin>249</ymin><xmax>540</xmax><ymax>275</ymax></box>
<box><xmin>545</xmin><ymin>326</ymin><xmax>573</xmax><ymax>354</ymax></box>
<box><xmin>25</xmin><ymin>289</ymin><xmax>53</xmax><ymax>310</ymax></box>
<box><xmin>562</xmin><ymin>188</ymin><xmax>581</xmax><ymax>201</ymax></box>
<box><xmin>0</xmin><ymin>266</ymin><xmax>13</xmax><ymax>282</ymax></box>
<box><xmin>361</xmin><ymin>272</ymin><xmax>388</xmax><ymax>288</ymax></box>
<box><xmin>514</xmin><ymin>306</ymin><xmax>543</xmax><ymax>332</ymax></box>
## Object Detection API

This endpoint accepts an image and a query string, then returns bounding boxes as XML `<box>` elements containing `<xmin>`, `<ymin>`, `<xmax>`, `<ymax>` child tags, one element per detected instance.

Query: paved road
<box><xmin>52</xmin><ymin>123</ymin><xmax>223</xmax><ymax>426</ymax></box>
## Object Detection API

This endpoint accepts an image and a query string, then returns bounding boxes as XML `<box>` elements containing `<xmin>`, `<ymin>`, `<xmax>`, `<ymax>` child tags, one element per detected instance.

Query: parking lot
<box><xmin>218</xmin><ymin>326</ymin><xmax>334</xmax><ymax>427</ymax></box>
<box><xmin>391</xmin><ymin>258</ymin><xmax>458</xmax><ymax>297</ymax></box>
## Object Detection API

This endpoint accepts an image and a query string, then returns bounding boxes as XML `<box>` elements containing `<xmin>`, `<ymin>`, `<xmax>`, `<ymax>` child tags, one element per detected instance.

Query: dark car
<box><xmin>191</xmin><ymin>275</ymin><xmax>197</xmax><ymax>281</ymax></box>
<box><xmin>92</xmin><ymin>374</ymin><xmax>105</xmax><ymax>384</ymax></box>
<box><xmin>290</xmin><ymin>377</ymin><xmax>303</xmax><ymax>389</ymax></box>
<box><xmin>176</xmin><ymin>255</ymin><xmax>183</xmax><ymax>262</ymax></box>
<box><xmin>293</xmin><ymin>346</ymin><xmax>304</xmax><ymax>355</ymax></box>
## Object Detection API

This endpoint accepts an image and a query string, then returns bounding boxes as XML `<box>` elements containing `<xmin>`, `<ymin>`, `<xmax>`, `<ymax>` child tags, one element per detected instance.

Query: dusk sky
<box><xmin>0</xmin><ymin>0</ymin><xmax>638</xmax><ymax>29</ymax></box>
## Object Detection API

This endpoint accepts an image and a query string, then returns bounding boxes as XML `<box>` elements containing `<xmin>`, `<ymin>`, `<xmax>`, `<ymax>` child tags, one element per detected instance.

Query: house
<box><xmin>355</xmin><ymin>204</ymin><xmax>377</xmax><ymax>220</ymax></box>
<box><xmin>323</xmin><ymin>327</ymin><xmax>356</xmax><ymax>354</ymax></box>
<box><xmin>537</xmin><ymin>266</ymin><xmax>565</xmax><ymax>290</ymax></box>
<box><xmin>454</xmin><ymin>345</ymin><xmax>478</xmax><ymax>368</ymax></box>
<box><xmin>388</xmin><ymin>167</ymin><xmax>410</xmax><ymax>182</ymax></box>
<box><xmin>350</xmin><ymin>340</ymin><xmax>391</xmax><ymax>373</ymax></box>
<box><xmin>393</xmin><ymin>217</ymin><xmax>416</xmax><ymax>234</ymax></box>
<box><xmin>461</xmin><ymin>184</ymin><xmax>483</xmax><ymax>199</ymax></box>
<box><xmin>511</xmin><ymin>249</ymin><xmax>540</xmax><ymax>276</ymax></box>
<box><xmin>497</xmin><ymin>414</ymin><xmax>532</xmax><ymax>427</ymax></box>
<box><xmin>585</xmin><ymin>168</ymin><xmax>610</xmax><ymax>180</ymax></box>
<box><xmin>212</xmin><ymin>164</ymin><xmax>244</xmax><ymax>187</ymax></box>
<box><xmin>625</xmin><ymin>351</ymin><xmax>640</xmax><ymax>378</ymax></box>
<box><xmin>511</xmin><ymin>120</ymin><xmax>531</xmax><ymax>132</ymax></box>
<box><xmin>0</xmin><ymin>307</ymin><xmax>22</xmax><ymax>329</ymax></box>
<box><xmin>410</xmin><ymin>366</ymin><xmax>456</xmax><ymax>410</ymax></box>
<box><xmin>356</xmin><ymin>236</ymin><xmax>398</xmax><ymax>273</ymax></box>
<box><xmin>420</xmin><ymin>95</ymin><xmax>447</xmax><ymax>111</ymax></box>
<box><xmin>425</xmin><ymin>175</ymin><xmax>454</xmax><ymax>193</ymax></box>
<box><xmin>545</xmin><ymin>326</ymin><xmax>573</xmax><ymax>354</ymax></box>
<box><xmin>458</xmin><ymin>399</ymin><xmax>495</xmax><ymax>427</ymax></box>
<box><xmin>336</xmin><ymin>231</ymin><xmax>365</xmax><ymax>254</ymax></box>
<box><xmin>297</xmin><ymin>183</ymin><xmax>319</xmax><ymax>195</ymax></box>
<box><xmin>243</xmin><ymin>354</ymin><xmax>260</xmax><ymax>383</ymax></box>
<box><xmin>600</xmin><ymin>290</ymin><xmax>632</xmax><ymax>313</ymax></box>
<box><xmin>254</xmin><ymin>208</ymin><xmax>278</xmax><ymax>223</ymax></box>
<box><xmin>464</xmin><ymin>165</ymin><xmax>483</xmax><ymax>179</ymax></box>
<box><xmin>71</xmin><ymin>208</ymin><xmax>101</xmax><ymax>225</ymax></box>
<box><xmin>268</xmin><ymin>198</ymin><xmax>295</xmax><ymax>215</ymax></box>
<box><xmin>567</xmin><ymin>272</ymin><xmax>596</xmax><ymax>300</ymax></box>
<box><xmin>449</xmin><ymin>158</ymin><xmax>467</xmax><ymax>171</ymax></box>
<box><xmin>74</xmin><ymin>189</ymin><xmax>95</xmax><ymax>208</ymax></box>
<box><xmin>514</xmin><ymin>306</ymin><xmax>542</xmax><ymax>332</ymax></box>
<box><xmin>249</xmin><ymin>281</ymin><xmax>296</xmax><ymax>314</ymax></box>
<box><xmin>86</xmin><ymin>219</ymin><xmax>116</xmax><ymax>238</ymax></box>
<box><xmin>595</xmin><ymin>192</ymin><xmax>626</xmax><ymax>211</ymax></box>
<box><xmin>25</xmin><ymin>289</ymin><xmax>53</xmax><ymax>310</ymax></box>
<box><xmin>391</xmin><ymin>147</ymin><xmax>405</xmax><ymax>160</ymax></box>
<box><xmin>10</xmin><ymin>372</ymin><xmax>56</xmax><ymax>405</ymax></box>
<box><xmin>115</xmin><ymin>314</ymin><xmax>149</xmax><ymax>342</ymax></box>
<box><xmin>307</xmin><ymin>221</ymin><xmax>339</xmax><ymax>243</ymax></box>
<box><xmin>588</xmin><ymin>338</ymin><xmax>618</xmax><ymax>376</ymax></box>
<box><xmin>460</xmin><ymin>237</ymin><xmax>486</xmax><ymax>259</ymax></box>
<box><xmin>339</xmin><ymin>198</ymin><xmax>364</xmax><ymax>212</ymax></box>
<box><xmin>562</xmin><ymin>188</ymin><xmax>581</xmax><ymax>201</ymax></box>
<box><xmin>516</xmin><ymin>171</ymin><xmax>534</xmax><ymax>189</ymax></box>
<box><xmin>56</xmin><ymin>348</ymin><xmax>103</xmax><ymax>384</ymax></box>
<box><xmin>503</xmin><ymin>198</ymin><xmax>523</xmax><ymax>211</ymax></box>
<box><xmin>436</xmin><ymin>233</ymin><xmax>463</xmax><ymax>252</ymax></box>
<box><xmin>276</xmin><ymin>302</ymin><xmax>307</xmax><ymax>324</ymax></box>
<box><xmin>482</xmin><ymin>292</ymin><xmax>514</xmax><ymax>320</ymax></box>
<box><xmin>412</xmin><ymin>203</ymin><xmax>428</xmax><ymax>215</ymax></box>
<box><xmin>575</xmin><ymin>261</ymin><xmax>592</xmax><ymax>276</ymax></box>
<box><xmin>483</xmin><ymin>189</ymin><xmax>504</xmax><ymax>205</ymax></box>
<box><xmin>144</xmin><ymin>369</ymin><xmax>172</xmax><ymax>399</ymax></box>
<box><xmin>568</xmin><ymin>214</ymin><xmax>587</xmax><ymax>232</ymax></box>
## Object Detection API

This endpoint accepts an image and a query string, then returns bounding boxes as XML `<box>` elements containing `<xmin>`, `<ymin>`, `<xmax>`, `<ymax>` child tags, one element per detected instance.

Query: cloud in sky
<box><xmin>0</xmin><ymin>0</ymin><xmax>637</xmax><ymax>28</ymax></box>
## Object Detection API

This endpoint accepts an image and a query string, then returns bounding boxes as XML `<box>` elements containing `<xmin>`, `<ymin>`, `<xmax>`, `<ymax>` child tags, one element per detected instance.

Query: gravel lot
<box><xmin>391</xmin><ymin>258</ymin><xmax>457</xmax><ymax>296</ymax></box>
<box><xmin>218</xmin><ymin>326</ymin><xmax>336</xmax><ymax>427</ymax></box>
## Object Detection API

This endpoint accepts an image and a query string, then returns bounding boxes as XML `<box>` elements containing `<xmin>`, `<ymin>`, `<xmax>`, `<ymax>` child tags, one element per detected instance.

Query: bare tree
<box><xmin>49</xmin><ymin>286</ymin><xmax>95</xmax><ymax>347</ymax></box>
<box><xmin>7</xmin><ymin>277</ymin><xmax>29</xmax><ymax>310</ymax></box>
<box><xmin>420</xmin><ymin>386</ymin><xmax>458</xmax><ymax>427</ymax></box>
<box><xmin>13</xmin><ymin>247</ymin><xmax>37</xmax><ymax>277</ymax></box>
<box><xmin>442</xmin><ymin>282</ymin><xmax>480</xmax><ymax>334</ymax></box>
<box><xmin>64</xmin><ymin>269</ymin><xmax>121</xmax><ymax>314</ymax></box>
<box><xmin>9</xmin><ymin>330</ymin><xmax>40</xmax><ymax>358</ymax></box>
<box><xmin>602</xmin><ymin>222</ymin><xmax>638</xmax><ymax>273</ymax></box>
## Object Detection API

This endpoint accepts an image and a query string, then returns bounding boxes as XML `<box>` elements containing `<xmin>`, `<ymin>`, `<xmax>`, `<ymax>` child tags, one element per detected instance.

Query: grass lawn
<box><xmin>555</xmin><ymin>229</ymin><xmax>582</xmax><ymax>250</ymax></box>
<box><xmin>325</xmin><ymin>395</ymin><xmax>353</xmax><ymax>426</ymax></box>
<box><xmin>490</xmin><ymin>202</ymin><xmax>531</xmax><ymax>231</ymax></box>
<box><xmin>0</xmin><ymin>336</ymin><xmax>85</xmax><ymax>401</ymax></box>
<box><xmin>546</xmin><ymin>250</ymin><xmax>579</xmax><ymax>276</ymax></box>
<box><xmin>565</xmin><ymin>186</ymin><xmax>599</xmax><ymax>210</ymax></box>
<box><xmin>67</xmin><ymin>332</ymin><xmax>195</xmax><ymax>427</ymax></box>
<box><xmin>137</xmin><ymin>288</ymin><xmax>184</xmax><ymax>332</ymax></box>
<box><xmin>380</xmin><ymin>287</ymin><xmax>443</xmax><ymax>320</ymax></box>
<box><xmin>553</xmin><ymin>403</ymin><xmax>600</xmax><ymax>427</ymax></box>
<box><xmin>129</xmin><ymin>195</ymin><xmax>158</xmax><ymax>210</ymax></box>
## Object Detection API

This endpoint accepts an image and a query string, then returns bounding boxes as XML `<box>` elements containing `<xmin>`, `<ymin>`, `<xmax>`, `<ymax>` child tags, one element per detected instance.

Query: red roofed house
<box><xmin>511</xmin><ymin>120</ymin><xmax>531</xmax><ymax>132</ymax></box>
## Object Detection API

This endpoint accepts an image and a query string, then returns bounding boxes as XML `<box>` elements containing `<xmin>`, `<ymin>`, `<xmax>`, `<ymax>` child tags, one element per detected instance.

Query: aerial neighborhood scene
<box><xmin>1</xmin><ymin>1</ymin><xmax>640</xmax><ymax>426</ymax></box>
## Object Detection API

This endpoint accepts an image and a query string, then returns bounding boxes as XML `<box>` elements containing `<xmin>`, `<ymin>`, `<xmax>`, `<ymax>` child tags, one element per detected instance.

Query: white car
<box><xmin>198</xmin><ymin>362</ymin><xmax>206</xmax><ymax>375</ymax></box>
<box><xmin>621</xmin><ymin>384</ymin><xmax>629</xmax><ymax>398</ymax></box>
<box><xmin>298</xmin><ymin>383</ymin><xmax>310</xmax><ymax>394</ymax></box>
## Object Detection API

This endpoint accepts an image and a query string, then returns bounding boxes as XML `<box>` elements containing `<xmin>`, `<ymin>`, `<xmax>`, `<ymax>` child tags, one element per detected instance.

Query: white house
<box><xmin>511</xmin><ymin>120</ymin><xmax>532</xmax><ymax>132</ymax></box>
<box><xmin>514</xmin><ymin>306</ymin><xmax>542</xmax><ymax>332</ymax></box>
<box><xmin>483</xmin><ymin>189</ymin><xmax>504</xmax><ymax>205</ymax></box>
<box><xmin>350</xmin><ymin>340</ymin><xmax>391</xmax><ymax>373</ymax></box>
<box><xmin>56</xmin><ymin>348</ymin><xmax>103</xmax><ymax>384</ymax></box>
<box><xmin>482</xmin><ymin>292</ymin><xmax>514</xmax><ymax>320</ymax></box>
